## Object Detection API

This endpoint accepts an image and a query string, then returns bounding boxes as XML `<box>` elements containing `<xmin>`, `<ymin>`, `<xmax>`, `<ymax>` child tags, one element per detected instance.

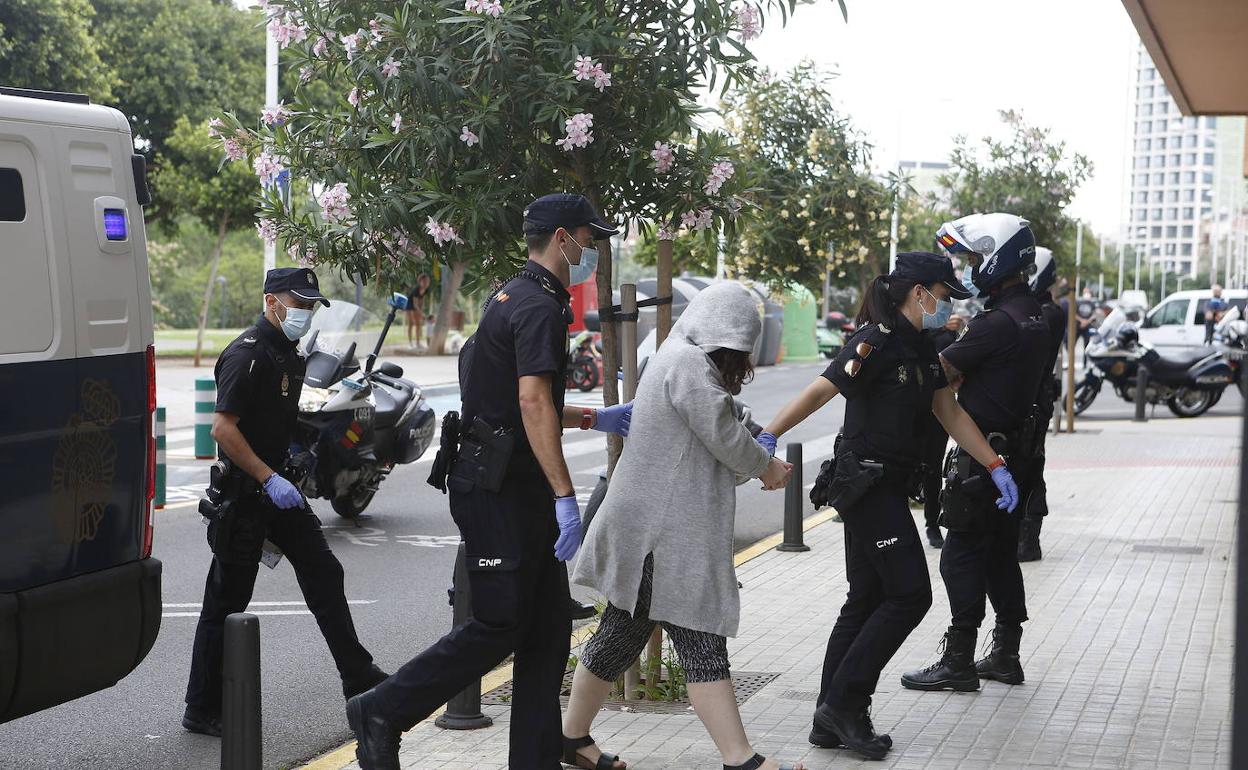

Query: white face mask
<box><xmin>272</xmin><ymin>296</ymin><xmax>314</xmax><ymax>340</ymax></box>
<box><xmin>559</xmin><ymin>230</ymin><xmax>599</xmax><ymax>286</ymax></box>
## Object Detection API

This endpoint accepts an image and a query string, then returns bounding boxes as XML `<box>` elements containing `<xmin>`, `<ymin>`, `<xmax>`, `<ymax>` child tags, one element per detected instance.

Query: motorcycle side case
<box><xmin>392</xmin><ymin>400</ymin><xmax>436</xmax><ymax>464</ymax></box>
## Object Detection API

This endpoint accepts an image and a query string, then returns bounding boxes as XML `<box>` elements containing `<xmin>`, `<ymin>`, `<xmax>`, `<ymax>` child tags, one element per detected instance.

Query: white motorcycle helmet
<box><xmin>1029</xmin><ymin>246</ymin><xmax>1056</xmax><ymax>295</ymax></box>
<box><xmin>935</xmin><ymin>213</ymin><xmax>1037</xmax><ymax>299</ymax></box>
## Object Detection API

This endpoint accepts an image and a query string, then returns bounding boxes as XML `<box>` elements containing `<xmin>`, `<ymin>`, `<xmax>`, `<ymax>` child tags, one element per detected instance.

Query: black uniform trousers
<box><xmin>939</xmin><ymin>468</ymin><xmax>1032</xmax><ymax>631</ymax></box>
<box><xmin>371</xmin><ymin>461</ymin><xmax>571</xmax><ymax>770</ymax></box>
<box><xmin>818</xmin><ymin>477</ymin><xmax>932</xmax><ymax>712</ymax></box>
<box><xmin>186</xmin><ymin>497</ymin><xmax>374</xmax><ymax>713</ymax></box>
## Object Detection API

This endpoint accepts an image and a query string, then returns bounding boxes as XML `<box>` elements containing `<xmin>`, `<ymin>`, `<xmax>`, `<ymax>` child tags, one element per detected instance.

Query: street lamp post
<box><xmin>1135</xmin><ymin>228</ymin><xmax>1146</xmax><ymax>292</ymax></box>
<box><xmin>262</xmin><ymin>29</ymin><xmax>278</xmax><ymax>276</ymax></box>
<box><xmin>1117</xmin><ymin>239</ymin><xmax>1125</xmax><ymax>299</ymax></box>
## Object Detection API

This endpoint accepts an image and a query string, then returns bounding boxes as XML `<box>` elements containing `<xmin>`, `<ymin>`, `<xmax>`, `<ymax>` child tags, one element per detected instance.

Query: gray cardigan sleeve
<box><xmin>665</xmin><ymin>360</ymin><xmax>772</xmax><ymax>479</ymax></box>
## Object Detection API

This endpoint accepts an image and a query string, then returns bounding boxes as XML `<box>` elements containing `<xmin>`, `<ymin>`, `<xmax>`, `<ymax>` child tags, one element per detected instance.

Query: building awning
<box><xmin>1121</xmin><ymin>0</ymin><xmax>1248</xmax><ymax>116</ymax></box>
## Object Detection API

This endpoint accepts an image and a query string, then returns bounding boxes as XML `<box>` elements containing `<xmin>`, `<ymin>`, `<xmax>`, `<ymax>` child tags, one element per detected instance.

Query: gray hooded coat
<box><xmin>572</xmin><ymin>282</ymin><xmax>772</xmax><ymax>638</ymax></box>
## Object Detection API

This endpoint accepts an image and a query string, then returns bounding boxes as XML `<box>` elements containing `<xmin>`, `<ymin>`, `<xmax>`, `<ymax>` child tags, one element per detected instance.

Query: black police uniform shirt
<box><xmin>823</xmin><ymin>318</ymin><xmax>947</xmax><ymax>468</ymax></box>
<box><xmin>459</xmin><ymin>260</ymin><xmax>570</xmax><ymax>444</ymax></box>
<box><xmin>940</xmin><ymin>284</ymin><xmax>1051</xmax><ymax>434</ymax></box>
<box><xmin>214</xmin><ymin>314</ymin><xmax>306</xmax><ymax>472</ymax></box>
<box><xmin>1038</xmin><ymin>293</ymin><xmax>1067</xmax><ymax>386</ymax></box>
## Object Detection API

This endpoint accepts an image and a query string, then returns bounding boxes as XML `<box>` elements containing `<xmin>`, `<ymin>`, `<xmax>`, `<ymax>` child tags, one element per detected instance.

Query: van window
<box><xmin>1196</xmin><ymin>298</ymin><xmax>1248</xmax><ymax>325</ymax></box>
<box><xmin>0</xmin><ymin>167</ymin><xmax>24</xmax><ymax>221</ymax></box>
<box><xmin>1144</xmin><ymin>299</ymin><xmax>1189</xmax><ymax>328</ymax></box>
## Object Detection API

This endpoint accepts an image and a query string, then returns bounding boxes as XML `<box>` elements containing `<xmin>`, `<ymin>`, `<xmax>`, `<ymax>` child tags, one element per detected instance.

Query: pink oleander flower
<box><xmin>480</xmin><ymin>0</ymin><xmax>503</xmax><ymax>17</ymax></box>
<box><xmin>253</xmin><ymin>149</ymin><xmax>284</xmax><ymax>184</ymax></box>
<box><xmin>380</xmin><ymin>58</ymin><xmax>400</xmax><ymax>78</ymax></box>
<box><xmin>347</xmin><ymin>87</ymin><xmax>362</xmax><ymax>107</ymax></box>
<box><xmin>288</xmin><ymin>242</ymin><xmax>316</xmax><ymax>266</ymax></box>
<box><xmin>261</xmin><ymin>102</ymin><xmax>291</xmax><ymax>127</ymax></box>
<box><xmin>426</xmin><ymin>217</ymin><xmax>461</xmax><ymax>246</ymax></box>
<box><xmin>268</xmin><ymin>18</ymin><xmax>307</xmax><ymax>49</ymax></box>
<box><xmin>341</xmin><ymin>32</ymin><xmax>363</xmax><ymax>60</ymax></box>
<box><xmin>299</xmin><ymin>66</ymin><xmax>314</xmax><ymax>84</ymax></box>
<box><xmin>736</xmin><ymin>5</ymin><xmax>762</xmax><ymax>41</ymax></box>
<box><xmin>368</xmin><ymin>19</ymin><xmax>384</xmax><ymax>46</ymax></box>
<box><xmin>465</xmin><ymin>0</ymin><xmax>482</xmax><ymax>11</ymax></box>
<box><xmin>318</xmin><ymin>182</ymin><xmax>351</xmax><ymax>223</ymax></box>
<box><xmin>256</xmin><ymin>219</ymin><xmax>278</xmax><ymax>246</ymax></box>
<box><xmin>680</xmin><ymin>210</ymin><xmax>698</xmax><ymax>230</ymax></box>
<box><xmin>684</xmin><ymin>209</ymin><xmax>713</xmax><ymax>231</ymax></box>
<box><xmin>391</xmin><ymin>113</ymin><xmax>403</xmax><ymax>132</ymax></box>
<box><xmin>257</xmin><ymin>0</ymin><xmax>285</xmax><ymax>20</ymax></box>
<box><xmin>657</xmin><ymin>223</ymin><xmax>676</xmax><ymax>241</ymax></box>
<box><xmin>312</xmin><ymin>35</ymin><xmax>330</xmax><ymax>58</ymax></box>
<box><xmin>572</xmin><ymin>55</ymin><xmax>596</xmax><ymax>81</ymax></box>
<box><xmin>555</xmin><ymin>112</ymin><xmax>594</xmax><ymax>151</ymax></box>
<box><xmin>651</xmin><ymin>142</ymin><xmax>675</xmax><ymax>173</ymax></box>
<box><xmin>223</xmin><ymin>138</ymin><xmax>245</xmax><ymax>162</ymax></box>
<box><xmin>395</xmin><ymin>233</ymin><xmax>426</xmax><ymax>259</ymax></box>
<box><xmin>704</xmin><ymin>160</ymin><xmax>735</xmax><ymax>195</ymax></box>
<box><xmin>460</xmin><ymin>126</ymin><xmax>480</xmax><ymax>147</ymax></box>
<box><xmin>592</xmin><ymin>68</ymin><xmax>612</xmax><ymax>92</ymax></box>
<box><xmin>207</xmin><ymin>117</ymin><xmax>224</xmax><ymax>138</ymax></box>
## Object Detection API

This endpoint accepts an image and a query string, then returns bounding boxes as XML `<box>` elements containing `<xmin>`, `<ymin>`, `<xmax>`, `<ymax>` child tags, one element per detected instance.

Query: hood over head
<box><xmin>671</xmin><ymin>281</ymin><xmax>762</xmax><ymax>354</ymax></box>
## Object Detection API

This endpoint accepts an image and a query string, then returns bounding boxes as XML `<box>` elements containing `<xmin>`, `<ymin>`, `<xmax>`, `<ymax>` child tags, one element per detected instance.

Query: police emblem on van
<box><xmin>50</xmin><ymin>379</ymin><xmax>120</xmax><ymax>544</ymax></box>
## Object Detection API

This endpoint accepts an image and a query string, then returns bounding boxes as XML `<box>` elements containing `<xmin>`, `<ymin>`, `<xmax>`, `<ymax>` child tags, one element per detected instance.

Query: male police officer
<box><xmin>1017</xmin><ymin>248</ymin><xmax>1068</xmax><ymax>562</ymax></box>
<box><xmin>347</xmin><ymin>194</ymin><xmax>633</xmax><ymax>770</ymax></box>
<box><xmin>183</xmin><ymin>268</ymin><xmax>386</xmax><ymax>736</ymax></box>
<box><xmin>901</xmin><ymin>213</ymin><xmax>1051</xmax><ymax>693</ymax></box>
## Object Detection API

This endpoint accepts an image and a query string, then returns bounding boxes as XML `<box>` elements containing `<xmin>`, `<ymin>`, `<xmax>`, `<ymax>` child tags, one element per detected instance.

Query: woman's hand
<box><xmin>760</xmin><ymin>458</ymin><xmax>793</xmax><ymax>491</ymax></box>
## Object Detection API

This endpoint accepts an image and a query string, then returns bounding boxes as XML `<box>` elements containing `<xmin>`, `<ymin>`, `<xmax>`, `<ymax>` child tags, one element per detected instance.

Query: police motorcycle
<box><xmin>1213</xmin><ymin>306</ymin><xmax>1248</xmax><ymax>398</ymax></box>
<box><xmin>288</xmin><ymin>293</ymin><xmax>437</xmax><ymax>517</ymax></box>
<box><xmin>1071</xmin><ymin>307</ymin><xmax>1233</xmax><ymax>418</ymax></box>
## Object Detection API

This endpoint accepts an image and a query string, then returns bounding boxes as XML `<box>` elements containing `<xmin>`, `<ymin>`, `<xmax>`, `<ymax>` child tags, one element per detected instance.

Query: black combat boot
<box><xmin>813</xmin><ymin>703</ymin><xmax>889</xmax><ymax>760</ymax></box>
<box><xmin>975</xmin><ymin>623</ymin><xmax>1025</xmax><ymax>685</ymax></box>
<box><xmin>1017</xmin><ymin>517</ymin><xmax>1043</xmax><ymax>562</ymax></box>
<box><xmin>346</xmin><ymin>691</ymin><xmax>402</xmax><ymax>770</ymax></box>
<box><xmin>900</xmin><ymin>626</ymin><xmax>980</xmax><ymax>692</ymax></box>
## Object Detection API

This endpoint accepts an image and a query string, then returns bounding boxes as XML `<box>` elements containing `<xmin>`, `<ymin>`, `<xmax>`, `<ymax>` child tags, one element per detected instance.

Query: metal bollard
<box><xmin>1134</xmin><ymin>365</ymin><xmax>1149</xmax><ymax>422</ymax></box>
<box><xmin>195</xmin><ymin>377</ymin><xmax>217</xmax><ymax>459</ymax></box>
<box><xmin>435</xmin><ymin>542</ymin><xmax>494</xmax><ymax>730</ymax></box>
<box><xmin>222</xmin><ymin>613</ymin><xmax>261</xmax><ymax>770</ymax></box>
<box><xmin>155</xmin><ymin>406</ymin><xmax>166</xmax><ymax>509</ymax></box>
<box><xmin>776</xmin><ymin>443</ymin><xmax>810</xmax><ymax>552</ymax></box>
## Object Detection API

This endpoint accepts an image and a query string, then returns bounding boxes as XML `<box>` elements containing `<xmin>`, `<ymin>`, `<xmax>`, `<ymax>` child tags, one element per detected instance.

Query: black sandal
<box><xmin>562</xmin><ymin>734</ymin><xmax>624</xmax><ymax>769</ymax></box>
<box><xmin>724</xmin><ymin>754</ymin><xmax>800</xmax><ymax>770</ymax></box>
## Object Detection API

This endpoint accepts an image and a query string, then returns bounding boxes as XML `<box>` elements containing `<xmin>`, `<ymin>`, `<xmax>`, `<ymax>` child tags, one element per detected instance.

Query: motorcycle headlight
<box><xmin>299</xmin><ymin>386</ymin><xmax>333</xmax><ymax>412</ymax></box>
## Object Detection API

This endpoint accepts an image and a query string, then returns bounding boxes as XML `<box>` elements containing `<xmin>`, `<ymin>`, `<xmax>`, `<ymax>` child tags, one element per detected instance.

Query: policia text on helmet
<box><xmin>902</xmin><ymin>213</ymin><xmax>1060</xmax><ymax>695</ymax></box>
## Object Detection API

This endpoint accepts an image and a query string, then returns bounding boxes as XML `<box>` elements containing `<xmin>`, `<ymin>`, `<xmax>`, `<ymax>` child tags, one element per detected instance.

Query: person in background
<box><xmin>1205</xmin><ymin>284</ymin><xmax>1228</xmax><ymax>345</ymax></box>
<box><xmin>918</xmin><ymin>312</ymin><xmax>966</xmax><ymax>549</ymax></box>
<box><xmin>405</xmin><ymin>273</ymin><xmax>431</xmax><ymax>349</ymax></box>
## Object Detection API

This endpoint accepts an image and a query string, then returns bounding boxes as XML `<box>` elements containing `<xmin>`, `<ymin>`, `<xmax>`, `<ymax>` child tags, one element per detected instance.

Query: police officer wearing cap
<box><xmin>183</xmin><ymin>267</ymin><xmax>386</xmax><ymax>736</ymax></box>
<box><xmin>1017</xmin><ymin>248</ymin><xmax>1068</xmax><ymax>562</ymax></box>
<box><xmin>346</xmin><ymin>194</ymin><xmax>633</xmax><ymax>770</ymax></box>
<box><xmin>759</xmin><ymin>253</ymin><xmax>1017</xmax><ymax>760</ymax></box>
<box><xmin>902</xmin><ymin>213</ymin><xmax>1052</xmax><ymax>694</ymax></box>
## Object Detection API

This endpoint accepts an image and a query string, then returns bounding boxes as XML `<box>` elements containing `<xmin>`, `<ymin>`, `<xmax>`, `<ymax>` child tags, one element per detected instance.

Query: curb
<box><xmin>296</xmin><ymin>507</ymin><xmax>839</xmax><ymax>770</ymax></box>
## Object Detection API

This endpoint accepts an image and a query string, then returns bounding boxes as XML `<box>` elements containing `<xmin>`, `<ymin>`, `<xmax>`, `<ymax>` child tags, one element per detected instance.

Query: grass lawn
<box><xmin>154</xmin><ymin>328</ymin><xmax>245</xmax><ymax>358</ymax></box>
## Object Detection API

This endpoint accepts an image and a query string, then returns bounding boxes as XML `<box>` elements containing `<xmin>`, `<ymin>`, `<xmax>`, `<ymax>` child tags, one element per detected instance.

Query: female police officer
<box><xmin>756</xmin><ymin>253</ymin><xmax>1019</xmax><ymax>760</ymax></box>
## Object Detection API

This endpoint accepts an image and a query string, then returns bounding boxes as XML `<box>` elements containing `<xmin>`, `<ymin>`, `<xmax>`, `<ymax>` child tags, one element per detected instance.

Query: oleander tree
<box><xmin>720</xmin><ymin>62</ymin><xmax>896</xmax><ymax>291</ymax></box>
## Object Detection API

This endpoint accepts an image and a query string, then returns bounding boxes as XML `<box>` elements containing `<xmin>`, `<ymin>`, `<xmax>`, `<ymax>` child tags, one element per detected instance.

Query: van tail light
<box><xmin>143</xmin><ymin>343</ymin><xmax>156</xmax><ymax>558</ymax></box>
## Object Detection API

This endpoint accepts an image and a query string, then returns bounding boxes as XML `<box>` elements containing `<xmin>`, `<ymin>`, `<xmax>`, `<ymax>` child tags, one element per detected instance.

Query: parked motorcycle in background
<box><xmin>288</xmin><ymin>293</ymin><xmax>437</xmax><ymax>518</ymax></box>
<box><xmin>1072</xmin><ymin>307</ymin><xmax>1234</xmax><ymax>418</ymax></box>
<box><xmin>566</xmin><ymin>330</ymin><xmax>602</xmax><ymax>393</ymax></box>
<box><xmin>1214</xmin><ymin>306</ymin><xmax>1248</xmax><ymax>398</ymax></box>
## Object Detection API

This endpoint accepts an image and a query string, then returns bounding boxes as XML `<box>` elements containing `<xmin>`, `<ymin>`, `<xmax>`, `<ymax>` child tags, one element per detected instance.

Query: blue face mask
<box><xmin>920</xmin><ymin>287</ymin><xmax>953</xmax><ymax>330</ymax></box>
<box><xmin>961</xmin><ymin>264</ymin><xmax>979</xmax><ymax>296</ymax></box>
<box><xmin>560</xmin><ymin>232</ymin><xmax>599</xmax><ymax>286</ymax></box>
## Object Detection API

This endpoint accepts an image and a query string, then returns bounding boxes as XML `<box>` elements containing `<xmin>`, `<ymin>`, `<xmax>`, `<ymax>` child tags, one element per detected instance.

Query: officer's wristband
<box><xmin>986</xmin><ymin>456</ymin><xmax>1006</xmax><ymax>472</ymax></box>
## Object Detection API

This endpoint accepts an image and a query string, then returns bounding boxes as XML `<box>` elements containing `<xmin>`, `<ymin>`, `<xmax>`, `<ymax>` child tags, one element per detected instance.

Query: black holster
<box><xmin>939</xmin><ymin>433</ymin><xmax>1011</xmax><ymax>532</ymax></box>
<box><xmin>199</xmin><ymin>460</ymin><xmax>256</xmax><ymax>558</ymax></box>
<box><xmin>811</xmin><ymin>438</ymin><xmax>884</xmax><ymax>512</ymax></box>
<box><xmin>447</xmin><ymin>417</ymin><xmax>515</xmax><ymax>493</ymax></box>
<box><xmin>427</xmin><ymin>411</ymin><xmax>462</xmax><ymax>494</ymax></box>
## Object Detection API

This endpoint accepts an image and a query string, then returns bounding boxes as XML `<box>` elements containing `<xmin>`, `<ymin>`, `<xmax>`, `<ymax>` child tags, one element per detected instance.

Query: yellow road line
<box><xmin>299</xmin><ymin>510</ymin><xmax>837</xmax><ymax>769</ymax></box>
<box><xmin>157</xmin><ymin>499</ymin><xmax>200</xmax><ymax>512</ymax></box>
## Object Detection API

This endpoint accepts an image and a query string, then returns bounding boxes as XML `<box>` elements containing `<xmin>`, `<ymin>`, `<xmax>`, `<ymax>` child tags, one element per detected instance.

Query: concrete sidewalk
<box><xmin>302</xmin><ymin>414</ymin><xmax>1239</xmax><ymax>770</ymax></box>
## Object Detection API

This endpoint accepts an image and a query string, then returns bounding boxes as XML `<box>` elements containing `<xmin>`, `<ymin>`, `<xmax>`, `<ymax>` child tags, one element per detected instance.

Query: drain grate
<box><xmin>776</xmin><ymin>689</ymin><xmax>821</xmax><ymax>701</ymax></box>
<box><xmin>1132</xmin><ymin>544</ymin><xmax>1205</xmax><ymax>555</ymax></box>
<box><xmin>482</xmin><ymin>670</ymin><xmax>779</xmax><ymax>715</ymax></box>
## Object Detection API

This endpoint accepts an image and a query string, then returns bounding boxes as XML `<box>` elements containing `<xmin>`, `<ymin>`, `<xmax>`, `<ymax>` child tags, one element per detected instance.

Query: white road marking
<box><xmin>161</xmin><ymin>600</ymin><xmax>376</xmax><ymax>618</ymax></box>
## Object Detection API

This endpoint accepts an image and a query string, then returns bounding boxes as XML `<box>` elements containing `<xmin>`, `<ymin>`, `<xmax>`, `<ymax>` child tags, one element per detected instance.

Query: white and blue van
<box><xmin>0</xmin><ymin>87</ymin><xmax>161</xmax><ymax>723</ymax></box>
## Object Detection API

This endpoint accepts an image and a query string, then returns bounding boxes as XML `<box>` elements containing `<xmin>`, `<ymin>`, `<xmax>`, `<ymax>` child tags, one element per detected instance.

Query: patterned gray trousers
<box><xmin>580</xmin><ymin>557</ymin><xmax>730</xmax><ymax>684</ymax></box>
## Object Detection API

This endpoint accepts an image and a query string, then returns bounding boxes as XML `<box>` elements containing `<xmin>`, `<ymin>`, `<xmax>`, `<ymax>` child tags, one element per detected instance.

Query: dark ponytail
<box><xmin>855</xmin><ymin>274</ymin><xmax>918</xmax><ymax>328</ymax></box>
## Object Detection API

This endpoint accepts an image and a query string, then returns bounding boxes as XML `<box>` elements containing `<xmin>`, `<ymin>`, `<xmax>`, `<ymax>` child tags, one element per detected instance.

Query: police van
<box><xmin>0</xmin><ymin>88</ymin><xmax>161</xmax><ymax>723</ymax></box>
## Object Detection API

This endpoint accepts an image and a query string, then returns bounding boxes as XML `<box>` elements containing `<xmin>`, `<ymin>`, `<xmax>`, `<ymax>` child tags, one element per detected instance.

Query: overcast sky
<box><xmin>750</xmin><ymin>0</ymin><xmax>1141</xmax><ymax>238</ymax></box>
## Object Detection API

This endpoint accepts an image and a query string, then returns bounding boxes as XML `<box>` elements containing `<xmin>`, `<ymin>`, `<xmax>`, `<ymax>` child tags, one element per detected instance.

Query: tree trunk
<box><xmin>193</xmin><ymin>215</ymin><xmax>230</xmax><ymax>367</ymax></box>
<box><xmin>430</xmin><ymin>259</ymin><xmax>468</xmax><ymax>355</ymax></box>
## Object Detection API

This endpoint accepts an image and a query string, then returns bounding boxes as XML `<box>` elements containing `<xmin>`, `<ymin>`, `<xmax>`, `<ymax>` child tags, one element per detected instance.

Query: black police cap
<box><xmin>264</xmin><ymin>267</ymin><xmax>330</xmax><ymax>306</ymax></box>
<box><xmin>892</xmin><ymin>251</ymin><xmax>973</xmax><ymax>300</ymax></box>
<box><xmin>522</xmin><ymin>193</ymin><xmax>619</xmax><ymax>240</ymax></box>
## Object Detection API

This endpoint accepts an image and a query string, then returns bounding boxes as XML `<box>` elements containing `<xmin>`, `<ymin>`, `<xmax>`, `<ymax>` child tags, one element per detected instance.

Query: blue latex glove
<box><xmin>554</xmin><ymin>496</ymin><xmax>582</xmax><ymax>562</ymax></box>
<box><xmin>990</xmin><ymin>465</ymin><xmax>1019</xmax><ymax>513</ymax></box>
<box><xmin>593</xmin><ymin>401</ymin><xmax>633</xmax><ymax>437</ymax></box>
<box><xmin>757</xmin><ymin>431</ymin><xmax>778</xmax><ymax>456</ymax></box>
<box><xmin>263</xmin><ymin>473</ymin><xmax>304</xmax><ymax>510</ymax></box>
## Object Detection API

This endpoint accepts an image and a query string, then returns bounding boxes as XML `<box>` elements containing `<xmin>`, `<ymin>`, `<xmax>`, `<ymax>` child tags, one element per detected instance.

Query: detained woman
<box><xmin>757</xmin><ymin>253</ymin><xmax>1019</xmax><ymax>760</ymax></box>
<box><xmin>564</xmin><ymin>282</ymin><xmax>802</xmax><ymax>770</ymax></box>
